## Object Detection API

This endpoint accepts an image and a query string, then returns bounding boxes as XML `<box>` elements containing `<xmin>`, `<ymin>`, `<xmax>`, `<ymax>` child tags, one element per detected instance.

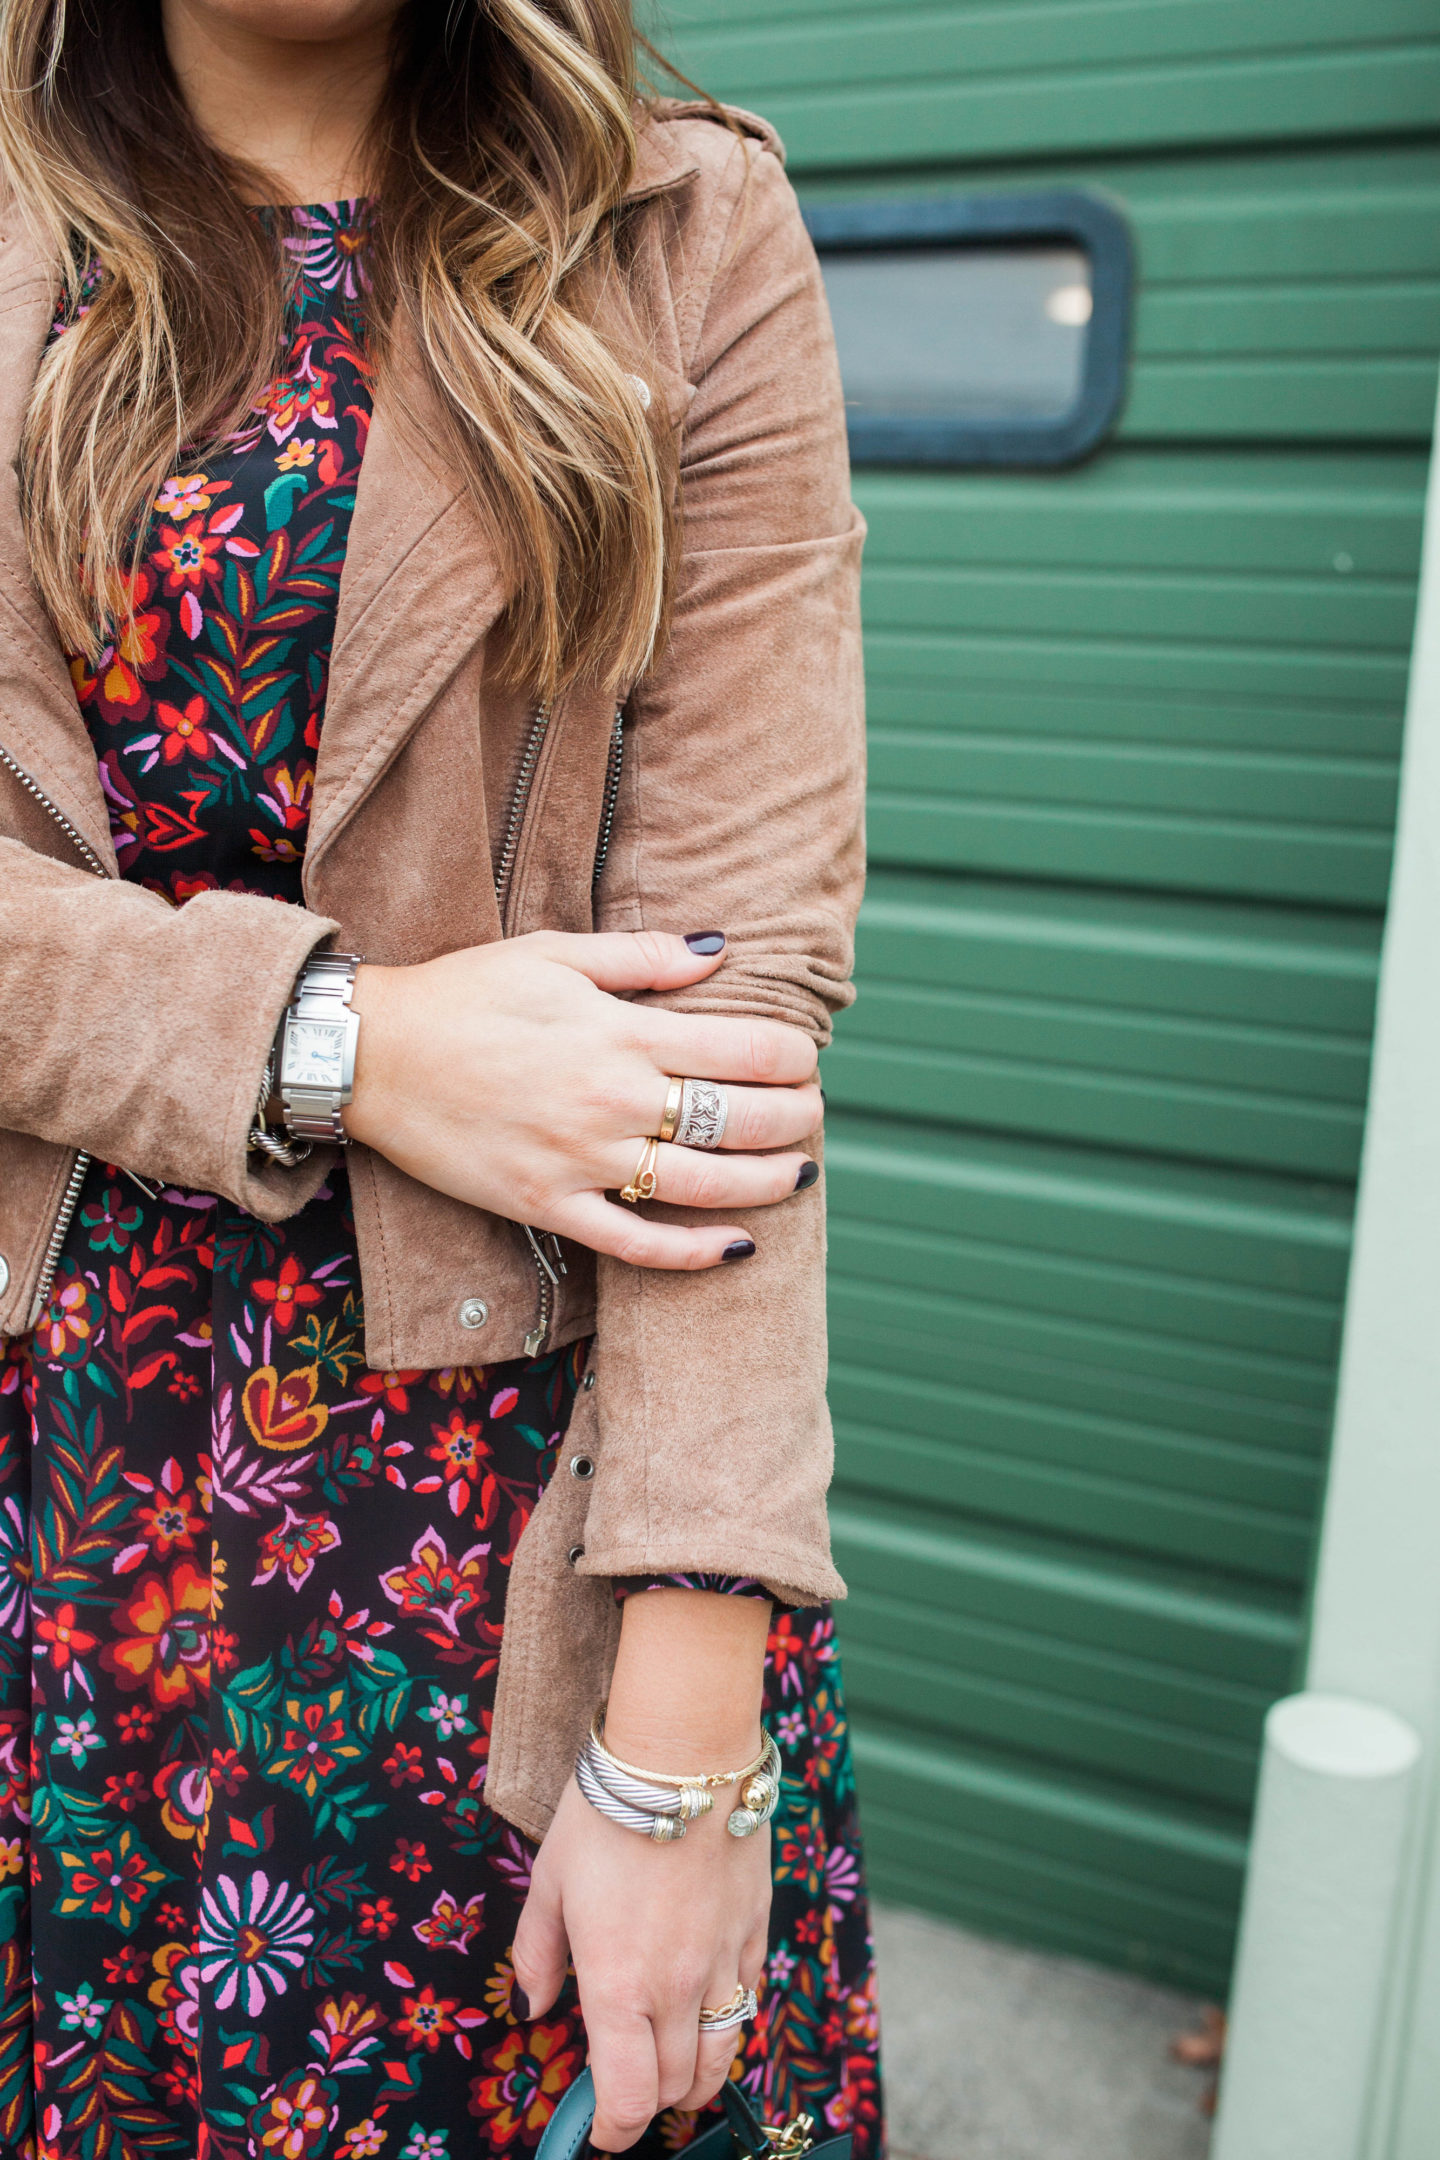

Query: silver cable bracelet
<box><xmin>246</xmin><ymin>1048</ymin><xmax>313</xmax><ymax>1169</ymax></box>
<box><xmin>576</xmin><ymin>1727</ymin><xmax>782</xmax><ymax>1843</ymax></box>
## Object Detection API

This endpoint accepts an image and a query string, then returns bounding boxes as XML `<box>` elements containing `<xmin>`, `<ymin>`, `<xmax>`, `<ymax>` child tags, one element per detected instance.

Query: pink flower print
<box><xmin>154</xmin><ymin>472</ymin><xmax>229</xmax><ymax>519</ymax></box>
<box><xmin>412</xmin><ymin>1888</ymin><xmax>487</xmax><ymax>1954</ymax></box>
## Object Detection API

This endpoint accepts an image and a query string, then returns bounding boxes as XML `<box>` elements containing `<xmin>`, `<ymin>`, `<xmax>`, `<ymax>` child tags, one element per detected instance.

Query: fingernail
<box><xmin>684</xmin><ymin>931</ymin><xmax>726</xmax><ymax>955</ymax></box>
<box><xmin>722</xmin><ymin>1239</ymin><xmax>756</xmax><ymax>1262</ymax></box>
<box><xmin>794</xmin><ymin>1161</ymin><xmax>819</xmax><ymax>1192</ymax></box>
<box><xmin>514</xmin><ymin>1987</ymin><xmax>530</xmax><ymax>2020</ymax></box>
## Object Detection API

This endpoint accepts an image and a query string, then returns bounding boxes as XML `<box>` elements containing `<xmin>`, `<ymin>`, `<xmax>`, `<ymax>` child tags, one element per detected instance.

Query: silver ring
<box><xmin>674</xmin><ymin>1078</ymin><xmax>728</xmax><ymax>1150</ymax></box>
<box><xmin>697</xmin><ymin>1986</ymin><xmax>759</xmax><ymax>2033</ymax></box>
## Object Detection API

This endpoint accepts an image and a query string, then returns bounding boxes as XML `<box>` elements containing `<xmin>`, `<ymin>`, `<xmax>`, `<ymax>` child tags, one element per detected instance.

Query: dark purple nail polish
<box><xmin>684</xmin><ymin>931</ymin><xmax>726</xmax><ymax>956</ymax></box>
<box><xmin>722</xmin><ymin>1239</ymin><xmax>756</xmax><ymax>1262</ymax></box>
<box><xmin>794</xmin><ymin>1160</ymin><xmax>819</xmax><ymax>1192</ymax></box>
<box><xmin>514</xmin><ymin>1987</ymin><xmax>531</xmax><ymax>2020</ymax></box>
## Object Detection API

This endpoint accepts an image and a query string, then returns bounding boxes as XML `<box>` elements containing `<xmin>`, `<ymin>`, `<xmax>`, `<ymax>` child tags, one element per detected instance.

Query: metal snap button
<box><xmin>0</xmin><ymin>1255</ymin><xmax>9</xmax><ymax>1299</ymax></box>
<box><xmin>580</xmin><ymin>1371</ymin><xmax>596</xmax><ymax>1392</ymax></box>
<box><xmin>568</xmin><ymin>1544</ymin><xmax>585</xmax><ymax>1566</ymax></box>
<box><xmin>458</xmin><ymin>1297</ymin><xmax>489</xmax><ymax>1330</ymax></box>
<box><xmin>570</xmin><ymin>1455</ymin><xmax>595</xmax><ymax>1480</ymax></box>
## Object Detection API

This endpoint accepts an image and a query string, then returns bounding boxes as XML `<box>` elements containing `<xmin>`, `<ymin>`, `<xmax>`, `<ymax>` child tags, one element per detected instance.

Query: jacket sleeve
<box><xmin>582</xmin><ymin>133</ymin><xmax>865</xmax><ymax>1606</ymax></box>
<box><xmin>0</xmin><ymin>833</ymin><xmax>338</xmax><ymax>1218</ymax></box>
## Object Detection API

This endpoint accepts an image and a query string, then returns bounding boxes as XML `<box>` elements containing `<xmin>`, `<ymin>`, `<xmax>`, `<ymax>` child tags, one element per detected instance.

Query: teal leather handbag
<box><xmin>535</xmin><ymin>2068</ymin><xmax>853</xmax><ymax>2160</ymax></box>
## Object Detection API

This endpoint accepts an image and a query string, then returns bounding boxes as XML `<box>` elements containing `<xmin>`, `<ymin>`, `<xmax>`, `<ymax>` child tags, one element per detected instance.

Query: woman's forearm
<box><xmin>603</xmin><ymin>1587</ymin><xmax>771</xmax><ymax>1767</ymax></box>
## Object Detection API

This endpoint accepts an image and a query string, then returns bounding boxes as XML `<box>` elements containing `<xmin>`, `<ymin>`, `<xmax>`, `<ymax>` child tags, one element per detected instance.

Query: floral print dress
<box><xmin>0</xmin><ymin>203</ymin><xmax>881</xmax><ymax>2160</ymax></box>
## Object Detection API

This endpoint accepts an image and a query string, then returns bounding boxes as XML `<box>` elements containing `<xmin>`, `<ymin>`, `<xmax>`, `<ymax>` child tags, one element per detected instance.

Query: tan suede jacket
<box><xmin>0</xmin><ymin>102</ymin><xmax>865</xmax><ymax>1839</ymax></box>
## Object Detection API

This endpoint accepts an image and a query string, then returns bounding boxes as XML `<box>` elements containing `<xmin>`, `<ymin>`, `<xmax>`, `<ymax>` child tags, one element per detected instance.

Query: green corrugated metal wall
<box><xmin>651</xmin><ymin>0</ymin><xmax>1440</xmax><ymax>1993</ymax></box>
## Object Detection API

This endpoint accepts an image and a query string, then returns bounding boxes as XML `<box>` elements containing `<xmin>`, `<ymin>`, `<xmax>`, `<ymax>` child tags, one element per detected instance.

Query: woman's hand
<box><xmin>345</xmin><ymin>930</ymin><xmax>821</xmax><ymax>1269</ymax></box>
<box><xmin>512</xmin><ymin>1589</ymin><xmax>774</xmax><ymax>2150</ymax></box>
<box><xmin>515</xmin><ymin>1781</ymin><xmax>770</xmax><ymax>2149</ymax></box>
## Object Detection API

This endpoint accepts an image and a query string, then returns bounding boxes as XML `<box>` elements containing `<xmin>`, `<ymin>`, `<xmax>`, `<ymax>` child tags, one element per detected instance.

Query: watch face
<box><xmin>282</xmin><ymin>1020</ymin><xmax>346</xmax><ymax>1088</ymax></box>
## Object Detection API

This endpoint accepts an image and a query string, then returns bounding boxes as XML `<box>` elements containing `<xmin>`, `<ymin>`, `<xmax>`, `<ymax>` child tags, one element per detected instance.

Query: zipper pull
<box><xmin>523</xmin><ymin>1225</ymin><xmax>565</xmax><ymax>1285</ymax></box>
<box><xmin>523</xmin><ymin>1323</ymin><xmax>547</xmax><ymax>1358</ymax></box>
<box><xmin>122</xmin><ymin>1169</ymin><xmax>161</xmax><ymax>1201</ymax></box>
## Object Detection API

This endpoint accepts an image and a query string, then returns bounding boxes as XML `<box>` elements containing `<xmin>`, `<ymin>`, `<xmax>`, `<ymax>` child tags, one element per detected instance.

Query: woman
<box><xmin>0</xmin><ymin>3</ymin><xmax>874</xmax><ymax>2158</ymax></box>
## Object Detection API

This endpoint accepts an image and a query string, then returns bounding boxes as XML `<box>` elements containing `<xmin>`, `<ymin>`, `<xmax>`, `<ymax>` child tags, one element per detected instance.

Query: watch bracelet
<box><xmin>246</xmin><ymin>949</ymin><xmax>361</xmax><ymax>1161</ymax></box>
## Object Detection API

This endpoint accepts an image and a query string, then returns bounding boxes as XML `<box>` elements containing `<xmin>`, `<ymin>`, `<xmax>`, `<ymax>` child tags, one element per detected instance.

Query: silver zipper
<box><xmin>592</xmin><ymin>707</ymin><xmax>625</xmax><ymax>886</ymax></box>
<box><xmin>495</xmin><ymin>699</ymin><xmax>621</xmax><ymax>1357</ymax></box>
<box><xmin>493</xmin><ymin>704</ymin><xmax>561</xmax><ymax>1350</ymax></box>
<box><xmin>0</xmin><ymin>744</ymin><xmax>108</xmax><ymax>1327</ymax></box>
<box><xmin>0</xmin><ymin>743</ymin><xmax>107</xmax><ymax>878</ymax></box>
<box><xmin>521</xmin><ymin>1226</ymin><xmax>567</xmax><ymax>1357</ymax></box>
<box><xmin>494</xmin><ymin>699</ymin><xmax>553</xmax><ymax>931</ymax></box>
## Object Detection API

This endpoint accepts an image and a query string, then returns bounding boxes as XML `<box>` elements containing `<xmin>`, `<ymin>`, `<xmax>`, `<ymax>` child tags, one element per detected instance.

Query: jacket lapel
<box><xmin>0</xmin><ymin>218</ymin><xmax>117</xmax><ymax>871</ymax></box>
<box><xmin>302</xmin><ymin>323</ymin><xmax>509</xmax><ymax>880</ymax></box>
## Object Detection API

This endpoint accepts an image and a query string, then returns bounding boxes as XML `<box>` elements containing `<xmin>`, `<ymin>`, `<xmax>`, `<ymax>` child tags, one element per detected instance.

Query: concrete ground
<box><xmin>873</xmin><ymin>1904</ymin><xmax>1217</xmax><ymax>2160</ymax></box>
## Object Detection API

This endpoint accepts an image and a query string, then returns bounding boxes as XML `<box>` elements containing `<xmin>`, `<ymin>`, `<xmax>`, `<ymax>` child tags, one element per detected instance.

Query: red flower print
<box><xmin>468</xmin><ymin>2021</ymin><xmax>582</xmax><ymax>2146</ymax></box>
<box><xmin>824</xmin><ymin>2054</ymin><xmax>881</xmax><ymax>2133</ymax></box>
<box><xmin>100</xmin><ymin>1559</ymin><xmax>212</xmax><ymax>1708</ymax></box>
<box><xmin>389</xmin><ymin>1838</ymin><xmax>432</xmax><ymax>1883</ymax></box>
<box><xmin>251</xmin><ymin>1257</ymin><xmax>325</xmax><ymax>1335</ymax></box>
<box><xmin>155</xmin><ymin>695</ymin><xmax>214</xmax><ymax>764</ymax></box>
<box><xmin>35</xmin><ymin>1602</ymin><xmax>97</xmax><ymax>1671</ymax></box>
<box><xmin>102</xmin><ymin>1770</ymin><xmax>148</xmax><ymax>1815</ymax></box>
<box><xmin>379</xmin><ymin>1527</ymin><xmax>488</xmax><ymax>1633</ymax></box>
<box><xmin>211</xmin><ymin>1747</ymin><xmax>247</xmax><ymax>1797</ymax></box>
<box><xmin>417</xmin><ymin>1412</ymin><xmax>490</xmax><ymax>1518</ymax></box>
<box><xmin>133</xmin><ymin>1463</ymin><xmax>206</xmax><ymax>1558</ymax></box>
<box><xmin>383</xmin><ymin>1742</ymin><xmax>423</xmax><ymax>1787</ymax></box>
<box><xmin>357</xmin><ymin>1896</ymin><xmax>397</xmax><ymax>1939</ymax></box>
<box><xmin>358</xmin><ymin>1369</ymin><xmax>423</xmax><ymax>1414</ymax></box>
<box><xmin>117</xmin><ymin>1705</ymin><xmax>157</xmax><ymax>1743</ymax></box>
<box><xmin>72</xmin><ymin>567</ymin><xmax>171</xmax><ymax>721</ymax></box>
<box><xmin>391</xmin><ymin>1984</ymin><xmax>458</xmax><ymax>2052</ymax></box>
<box><xmin>273</xmin><ymin>1688</ymin><xmax>361</xmax><ymax>1800</ymax></box>
<box><xmin>153</xmin><ymin>516</ymin><xmax>226</xmax><ymax>595</ymax></box>
<box><xmin>103</xmin><ymin>1946</ymin><xmax>147</xmax><ymax>1986</ymax></box>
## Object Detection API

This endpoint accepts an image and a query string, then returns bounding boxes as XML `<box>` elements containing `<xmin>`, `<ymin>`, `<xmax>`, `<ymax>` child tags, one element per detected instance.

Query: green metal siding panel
<box><xmin>656</xmin><ymin>0</ymin><xmax>1440</xmax><ymax>168</ymax></box>
<box><xmin>831</xmin><ymin>873</ymin><xmax>1379</xmax><ymax>1177</ymax></box>
<box><xmin>858</xmin><ymin>452</ymin><xmax>1422</xmax><ymax>906</ymax></box>
<box><xmin>645</xmin><ymin>0</ymin><xmax>1436</xmax><ymax>1990</ymax></box>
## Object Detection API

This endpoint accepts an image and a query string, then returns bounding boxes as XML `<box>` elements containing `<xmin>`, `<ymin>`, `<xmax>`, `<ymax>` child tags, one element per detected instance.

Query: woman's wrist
<box><xmin>603</xmin><ymin>1585</ymin><xmax>770</xmax><ymax>1770</ymax></box>
<box><xmin>344</xmin><ymin>960</ymin><xmax>404</xmax><ymax>1148</ymax></box>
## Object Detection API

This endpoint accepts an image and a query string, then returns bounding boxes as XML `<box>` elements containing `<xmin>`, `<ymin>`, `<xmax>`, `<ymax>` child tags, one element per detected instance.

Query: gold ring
<box><xmin>619</xmin><ymin>1136</ymin><xmax>659</xmax><ymax>1205</ymax></box>
<box><xmin>698</xmin><ymin>1983</ymin><xmax>758</xmax><ymax>2031</ymax></box>
<box><xmin>658</xmin><ymin>1077</ymin><xmax>685</xmax><ymax>1145</ymax></box>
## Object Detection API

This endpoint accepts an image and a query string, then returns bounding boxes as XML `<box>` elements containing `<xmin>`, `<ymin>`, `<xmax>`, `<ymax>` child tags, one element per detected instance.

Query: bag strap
<box><xmin>534</xmin><ymin>2065</ymin><xmax>852</xmax><ymax>2160</ymax></box>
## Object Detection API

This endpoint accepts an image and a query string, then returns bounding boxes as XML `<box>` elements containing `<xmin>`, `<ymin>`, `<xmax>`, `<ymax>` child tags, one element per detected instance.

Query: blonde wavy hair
<box><xmin>0</xmin><ymin>0</ymin><xmax>684</xmax><ymax>694</ymax></box>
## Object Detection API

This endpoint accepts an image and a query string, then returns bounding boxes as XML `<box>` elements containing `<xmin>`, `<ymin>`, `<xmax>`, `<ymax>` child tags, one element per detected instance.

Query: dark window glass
<box><xmin>805</xmin><ymin>192</ymin><xmax>1132</xmax><ymax>468</ymax></box>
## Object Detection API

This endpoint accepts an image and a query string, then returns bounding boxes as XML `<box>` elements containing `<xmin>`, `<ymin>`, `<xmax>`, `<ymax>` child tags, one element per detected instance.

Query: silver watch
<box><xmin>276</xmin><ymin>951</ymin><xmax>363</xmax><ymax>1145</ymax></box>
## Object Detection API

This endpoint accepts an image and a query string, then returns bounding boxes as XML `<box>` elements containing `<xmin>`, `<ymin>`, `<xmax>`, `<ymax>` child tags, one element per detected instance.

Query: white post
<box><xmin>1211</xmin><ymin>380</ymin><xmax>1440</xmax><ymax>2158</ymax></box>
<box><xmin>1210</xmin><ymin>1698</ymin><xmax>1420</xmax><ymax>2160</ymax></box>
